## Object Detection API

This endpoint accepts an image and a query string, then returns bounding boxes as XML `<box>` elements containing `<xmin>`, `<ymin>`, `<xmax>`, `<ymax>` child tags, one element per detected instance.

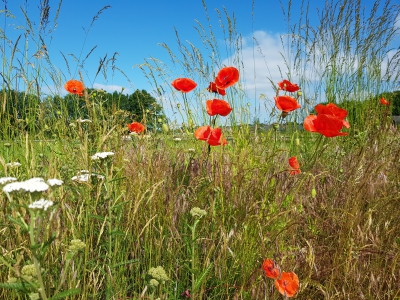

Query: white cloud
<box><xmin>93</xmin><ymin>83</ymin><xmax>130</xmax><ymax>94</ymax></box>
<box><xmin>222</xmin><ymin>30</ymin><xmax>295</xmax><ymax>122</ymax></box>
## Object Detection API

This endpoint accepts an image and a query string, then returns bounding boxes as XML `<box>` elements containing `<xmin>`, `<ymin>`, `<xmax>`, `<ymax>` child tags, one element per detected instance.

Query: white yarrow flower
<box><xmin>28</xmin><ymin>199</ymin><xmax>54</xmax><ymax>211</ymax></box>
<box><xmin>47</xmin><ymin>178</ymin><xmax>64</xmax><ymax>186</ymax></box>
<box><xmin>173</xmin><ymin>138</ymin><xmax>182</xmax><ymax>142</ymax></box>
<box><xmin>3</xmin><ymin>177</ymin><xmax>49</xmax><ymax>193</ymax></box>
<box><xmin>5</xmin><ymin>162</ymin><xmax>21</xmax><ymax>168</ymax></box>
<box><xmin>91</xmin><ymin>152</ymin><xmax>115</xmax><ymax>160</ymax></box>
<box><xmin>0</xmin><ymin>177</ymin><xmax>17</xmax><ymax>185</ymax></box>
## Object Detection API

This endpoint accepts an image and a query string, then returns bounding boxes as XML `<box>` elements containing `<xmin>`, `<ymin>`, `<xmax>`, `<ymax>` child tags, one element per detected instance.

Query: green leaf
<box><xmin>50</xmin><ymin>288</ymin><xmax>81</xmax><ymax>300</ymax></box>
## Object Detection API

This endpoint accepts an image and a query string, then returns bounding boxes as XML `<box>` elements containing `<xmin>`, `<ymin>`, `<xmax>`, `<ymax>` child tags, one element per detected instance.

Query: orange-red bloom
<box><xmin>207</xmin><ymin>82</ymin><xmax>226</xmax><ymax>96</ymax></box>
<box><xmin>215</xmin><ymin>67</ymin><xmax>239</xmax><ymax>89</ymax></box>
<box><xmin>127</xmin><ymin>122</ymin><xmax>145</xmax><ymax>134</ymax></box>
<box><xmin>304</xmin><ymin>103</ymin><xmax>350</xmax><ymax>137</ymax></box>
<box><xmin>288</xmin><ymin>156</ymin><xmax>301</xmax><ymax>175</ymax></box>
<box><xmin>274</xmin><ymin>95</ymin><xmax>301</xmax><ymax>113</ymax></box>
<box><xmin>206</xmin><ymin>99</ymin><xmax>232</xmax><ymax>117</ymax></box>
<box><xmin>194</xmin><ymin>126</ymin><xmax>227</xmax><ymax>146</ymax></box>
<box><xmin>380</xmin><ymin>97</ymin><xmax>389</xmax><ymax>105</ymax></box>
<box><xmin>274</xmin><ymin>271</ymin><xmax>299</xmax><ymax>298</ymax></box>
<box><xmin>171</xmin><ymin>78</ymin><xmax>197</xmax><ymax>93</ymax></box>
<box><xmin>65</xmin><ymin>80</ymin><xmax>84</xmax><ymax>96</ymax></box>
<box><xmin>262</xmin><ymin>259</ymin><xmax>281</xmax><ymax>279</ymax></box>
<box><xmin>278</xmin><ymin>79</ymin><xmax>300</xmax><ymax>93</ymax></box>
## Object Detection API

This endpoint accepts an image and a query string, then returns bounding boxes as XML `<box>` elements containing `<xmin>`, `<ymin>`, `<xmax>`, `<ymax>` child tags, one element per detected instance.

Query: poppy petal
<box><xmin>262</xmin><ymin>259</ymin><xmax>281</xmax><ymax>279</ymax></box>
<box><xmin>274</xmin><ymin>272</ymin><xmax>299</xmax><ymax>298</ymax></box>
<box><xmin>274</xmin><ymin>95</ymin><xmax>301</xmax><ymax>112</ymax></box>
<box><xmin>172</xmin><ymin>78</ymin><xmax>197</xmax><ymax>93</ymax></box>
<box><xmin>206</xmin><ymin>99</ymin><xmax>232</xmax><ymax>117</ymax></box>
<box><xmin>215</xmin><ymin>67</ymin><xmax>239</xmax><ymax>89</ymax></box>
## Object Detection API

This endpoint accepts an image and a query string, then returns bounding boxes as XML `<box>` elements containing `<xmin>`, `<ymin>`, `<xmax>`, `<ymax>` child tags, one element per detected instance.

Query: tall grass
<box><xmin>0</xmin><ymin>0</ymin><xmax>400</xmax><ymax>299</ymax></box>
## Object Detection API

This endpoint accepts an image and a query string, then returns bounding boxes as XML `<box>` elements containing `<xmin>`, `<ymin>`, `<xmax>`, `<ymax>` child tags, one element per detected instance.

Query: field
<box><xmin>1</xmin><ymin>0</ymin><xmax>400</xmax><ymax>299</ymax></box>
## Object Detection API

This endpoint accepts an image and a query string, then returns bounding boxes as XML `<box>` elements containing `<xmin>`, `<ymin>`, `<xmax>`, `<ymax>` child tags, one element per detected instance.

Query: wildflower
<box><xmin>206</xmin><ymin>99</ymin><xmax>232</xmax><ymax>117</ymax></box>
<box><xmin>148</xmin><ymin>266</ymin><xmax>170</xmax><ymax>283</ymax></box>
<box><xmin>91</xmin><ymin>151</ymin><xmax>115</xmax><ymax>160</ymax></box>
<box><xmin>274</xmin><ymin>95</ymin><xmax>301</xmax><ymax>113</ymax></box>
<box><xmin>0</xmin><ymin>177</ymin><xmax>17</xmax><ymax>185</ymax></box>
<box><xmin>277</xmin><ymin>79</ymin><xmax>300</xmax><ymax>92</ymax></box>
<box><xmin>262</xmin><ymin>258</ymin><xmax>281</xmax><ymax>279</ymax></box>
<box><xmin>380</xmin><ymin>97</ymin><xmax>389</xmax><ymax>105</ymax></box>
<box><xmin>215</xmin><ymin>66</ymin><xmax>239</xmax><ymax>89</ymax></box>
<box><xmin>181</xmin><ymin>290</ymin><xmax>191</xmax><ymax>298</ymax></box>
<box><xmin>149</xmin><ymin>279</ymin><xmax>159</xmax><ymax>287</ymax></box>
<box><xmin>65</xmin><ymin>80</ymin><xmax>84</xmax><ymax>96</ymax></box>
<box><xmin>194</xmin><ymin>126</ymin><xmax>227</xmax><ymax>146</ymax></box>
<box><xmin>304</xmin><ymin>103</ymin><xmax>350</xmax><ymax>137</ymax></box>
<box><xmin>190</xmin><ymin>207</ymin><xmax>207</xmax><ymax>219</ymax></box>
<box><xmin>47</xmin><ymin>178</ymin><xmax>63</xmax><ymax>187</ymax></box>
<box><xmin>207</xmin><ymin>82</ymin><xmax>226</xmax><ymax>96</ymax></box>
<box><xmin>5</xmin><ymin>162</ymin><xmax>21</xmax><ymax>168</ymax></box>
<box><xmin>29</xmin><ymin>293</ymin><xmax>40</xmax><ymax>300</ymax></box>
<box><xmin>127</xmin><ymin>122</ymin><xmax>145</xmax><ymax>134</ymax></box>
<box><xmin>173</xmin><ymin>137</ymin><xmax>182</xmax><ymax>142</ymax></box>
<box><xmin>3</xmin><ymin>178</ymin><xmax>49</xmax><ymax>194</ymax></box>
<box><xmin>71</xmin><ymin>170</ymin><xmax>104</xmax><ymax>182</ymax></box>
<box><xmin>288</xmin><ymin>156</ymin><xmax>301</xmax><ymax>175</ymax></box>
<box><xmin>68</xmin><ymin>239</ymin><xmax>86</xmax><ymax>252</ymax></box>
<box><xmin>21</xmin><ymin>264</ymin><xmax>39</xmax><ymax>281</ymax></box>
<box><xmin>171</xmin><ymin>78</ymin><xmax>197</xmax><ymax>93</ymax></box>
<box><xmin>274</xmin><ymin>271</ymin><xmax>299</xmax><ymax>298</ymax></box>
<box><xmin>28</xmin><ymin>199</ymin><xmax>54</xmax><ymax>211</ymax></box>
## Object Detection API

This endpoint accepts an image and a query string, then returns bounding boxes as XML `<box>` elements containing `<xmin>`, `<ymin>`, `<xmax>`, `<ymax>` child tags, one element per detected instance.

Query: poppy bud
<box><xmin>311</xmin><ymin>188</ymin><xmax>317</xmax><ymax>198</ymax></box>
<box><xmin>273</xmin><ymin>123</ymin><xmax>279</xmax><ymax>130</ymax></box>
<box><xmin>297</xmin><ymin>91</ymin><xmax>303</xmax><ymax>97</ymax></box>
<box><xmin>295</xmin><ymin>138</ymin><xmax>300</xmax><ymax>146</ymax></box>
<box><xmin>162</xmin><ymin>123</ymin><xmax>169</xmax><ymax>133</ymax></box>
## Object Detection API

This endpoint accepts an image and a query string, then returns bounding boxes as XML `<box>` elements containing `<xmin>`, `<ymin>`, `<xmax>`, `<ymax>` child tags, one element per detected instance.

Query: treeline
<box><xmin>0</xmin><ymin>88</ymin><xmax>164</xmax><ymax>138</ymax></box>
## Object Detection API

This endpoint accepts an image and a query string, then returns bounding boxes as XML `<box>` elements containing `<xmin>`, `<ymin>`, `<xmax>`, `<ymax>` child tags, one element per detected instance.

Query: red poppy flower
<box><xmin>380</xmin><ymin>97</ymin><xmax>389</xmax><ymax>105</ymax></box>
<box><xmin>274</xmin><ymin>272</ymin><xmax>299</xmax><ymax>298</ymax></box>
<box><xmin>127</xmin><ymin>122</ymin><xmax>145</xmax><ymax>134</ymax></box>
<box><xmin>171</xmin><ymin>78</ymin><xmax>197</xmax><ymax>93</ymax></box>
<box><xmin>215</xmin><ymin>67</ymin><xmax>239</xmax><ymax>89</ymax></box>
<box><xmin>206</xmin><ymin>99</ymin><xmax>232</xmax><ymax>117</ymax></box>
<box><xmin>315</xmin><ymin>103</ymin><xmax>350</xmax><ymax>128</ymax></box>
<box><xmin>278</xmin><ymin>79</ymin><xmax>300</xmax><ymax>92</ymax></box>
<box><xmin>194</xmin><ymin>126</ymin><xmax>227</xmax><ymax>146</ymax></box>
<box><xmin>262</xmin><ymin>259</ymin><xmax>281</xmax><ymax>279</ymax></box>
<box><xmin>207</xmin><ymin>82</ymin><xmax>226</xmax><ymax>96</ymax></box>
<box><xmin>274</xmin><ymin>95</ymin><xmax>301</xmax><ymax>112</ymax></box>
<box><xmin>65</xmin><ymin>80</ymin><xmax>84</xmax><ymax>96</ymax></box>
<box><xmin>194</xmin><ymin>125</ymin><xmax>211</xmax><ymax>141</ymax></box>
<box><xmin>304</xmin><ymin>103</ymin><xmax>350</xmax><ymax>137</ymax></box>
<box><xmin>288</xmin><ymin>156</ymin><xmax>301</xmax><ymax>175</ymax></box>
<box><xmin>304</xmin><ymin>114</ymin><xmax>348</xmax><ymax>137</ymax></box>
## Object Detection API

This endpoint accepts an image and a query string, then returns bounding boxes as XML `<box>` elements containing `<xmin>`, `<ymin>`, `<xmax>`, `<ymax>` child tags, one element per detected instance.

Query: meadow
<box><xmin>1</xmin><ymin>0</ymin><xmax>400</xmax><ymax>299</ymax></box>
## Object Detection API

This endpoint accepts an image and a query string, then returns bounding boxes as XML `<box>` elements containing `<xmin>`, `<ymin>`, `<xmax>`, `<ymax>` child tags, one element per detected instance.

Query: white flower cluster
<box><xmin>71</xmin><ymin>170</ymin><xmax>104</xmax><ymax>182</ymax></box>
<box><xmin>3</xmin><ymin>177</ymin><xmax>49</xmax><ymax>193</ymax></box>
<box><xmin>47</xmin><ymin>178</ymin><xmax>64</xmax><ymax>186</ymax></box>
<box><xmin>0</xmin><ymin>177</ymin><xmax>17</xmax><ymax>185</ymax></box>
<box><xmin>5</xmin><ymin>162</ymin><xmax>21</xmax><ymax>167</ymax></box>
<box><xmin>28</xmin><ymin>199</ymin><xmax>54</xmax><ymax>211</ymax></box>
<box><xmin>91</xmin><ymin>152</ymin><xmax>115</xmax><ymax>160</ymax></box>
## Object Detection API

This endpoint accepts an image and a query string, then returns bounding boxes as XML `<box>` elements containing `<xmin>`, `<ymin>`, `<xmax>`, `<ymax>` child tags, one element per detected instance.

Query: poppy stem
<box><xmin>307</xmin><ymin>134</ymin><xmax>324</xmax><ymax>169</ymax></box>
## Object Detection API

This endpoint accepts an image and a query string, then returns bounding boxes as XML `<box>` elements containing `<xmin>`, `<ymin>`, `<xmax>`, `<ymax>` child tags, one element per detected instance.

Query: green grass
<box><xmin>1</xmin><ymin>0</ymin><xmax>400</xmax><ymax>299</ymax></box>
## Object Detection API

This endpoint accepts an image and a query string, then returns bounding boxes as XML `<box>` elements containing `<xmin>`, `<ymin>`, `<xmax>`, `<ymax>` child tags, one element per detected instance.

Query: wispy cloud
<box><xmin>93</xmin><ymin>83</ymin><xmax>130</xmax><ymax>94</ymax></box>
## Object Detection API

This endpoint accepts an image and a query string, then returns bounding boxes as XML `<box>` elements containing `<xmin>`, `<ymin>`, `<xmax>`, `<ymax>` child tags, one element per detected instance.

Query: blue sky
<box><xmin>1</xmin><ymin>0</ymin><xmax>399</xmax><ymax>124</ymax></box>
